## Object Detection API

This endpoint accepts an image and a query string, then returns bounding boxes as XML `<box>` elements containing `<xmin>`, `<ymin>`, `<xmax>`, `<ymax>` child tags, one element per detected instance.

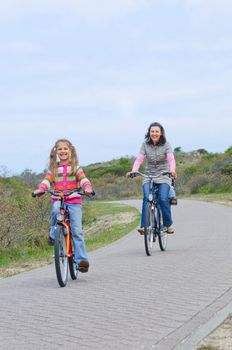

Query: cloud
<box><xmin>6</xmin><ymin>40</ymin><xmax>43</xmax><ymax>54</ymax></box>
<box><xmin>185</xmin><ymin>0</ymin><xmax>232</xmax><ymax>24</ymax></box>
<box><xmin>0</xmin><ymin>0</ymin><xmax>148</xmax><ymax>22</ymax></box>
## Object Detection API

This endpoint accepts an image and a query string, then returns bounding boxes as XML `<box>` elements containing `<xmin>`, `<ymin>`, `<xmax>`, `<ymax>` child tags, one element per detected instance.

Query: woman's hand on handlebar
<box><xmin>171</xmin><ymin>171</ymin><xmax>177</xmax><ymax>179</ymax></box>
<box><xmin>126</xmin><ymin>171</ymin><xmax>137</xmax><ymax>178</ymax></box>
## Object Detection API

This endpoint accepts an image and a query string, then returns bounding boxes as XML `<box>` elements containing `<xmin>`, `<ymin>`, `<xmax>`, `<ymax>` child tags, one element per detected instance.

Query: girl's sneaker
<box><xmin>78</xmin><ymin>260</ymin><xmax>89</xmax><ymax>273</ymax></box>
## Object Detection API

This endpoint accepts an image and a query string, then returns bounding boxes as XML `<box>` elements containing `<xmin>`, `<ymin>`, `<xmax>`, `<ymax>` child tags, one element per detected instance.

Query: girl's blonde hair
<box><xmin>49</xmin><ymin>139</ymin><xmax>78</xmax><ymax>176</ymax></box>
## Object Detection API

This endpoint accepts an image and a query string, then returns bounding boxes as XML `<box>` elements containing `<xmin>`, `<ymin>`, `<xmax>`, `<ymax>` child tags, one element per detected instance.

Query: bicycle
<box><xmin>130</xmin><ymin>171</ymin><xmax>175</xmax><ymax>256</ymax></box>
<box><xmin>32</xmin><ymin>188</ymin><xmax>95</xmax><ymax>287</ymax></box>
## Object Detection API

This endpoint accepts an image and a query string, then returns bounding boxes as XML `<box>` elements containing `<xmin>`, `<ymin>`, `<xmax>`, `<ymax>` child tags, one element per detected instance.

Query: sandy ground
<box><xmin>195</xmin><ymin>314</ymin><xmax>232</xmax><ymax>350</ymax></box>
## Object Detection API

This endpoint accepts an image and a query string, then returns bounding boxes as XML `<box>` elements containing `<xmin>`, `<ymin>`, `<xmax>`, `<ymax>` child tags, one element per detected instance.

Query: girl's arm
<box><xmin>76</xmin><ymin>167</ymin><xmax>93</xmax><ymax>194</ymax></box>
<box><xmin>35</xmin><ymin>172</ymin><xmax>53</xmax><ymax>192</ymax></box>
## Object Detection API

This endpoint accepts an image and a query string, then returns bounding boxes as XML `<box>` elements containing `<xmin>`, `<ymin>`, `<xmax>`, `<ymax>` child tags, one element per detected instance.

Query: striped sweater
<box><xmin>39</xmin><ymin>163</ymin><xmax>92</xmax><ymax>204</ymax></box>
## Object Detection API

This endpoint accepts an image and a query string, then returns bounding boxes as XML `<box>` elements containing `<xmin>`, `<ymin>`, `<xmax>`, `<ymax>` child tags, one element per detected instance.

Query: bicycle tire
<box><xmin>144</xmin><ymin>202</ymin><xmax>155</xmax><ymax>256</ymax></box>
<box><xmin>54</xmin><ymin>225</ymin><xmax>68</xmax><ymax>287</ymax></box>
<box><xmin>157</xmin><ymin>206</ymin><xmax>168</xmax><ymax>251</ymax></box>
<box><xmin>69</xmin><ymin>239</ymin><xmax>78</xmax><ymax>280</ymax></box>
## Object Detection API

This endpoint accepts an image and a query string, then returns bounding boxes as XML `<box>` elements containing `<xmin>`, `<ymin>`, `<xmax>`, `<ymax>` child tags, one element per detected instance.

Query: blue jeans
<box><xmin>50</xmin><ymin>202</ymin><xmax>88</xmax><ymax>265</ymax></box>
<box><xmin>141</xmin><ymin>183</ymin><xmax>173</xmax><ymax>228</ymax></box>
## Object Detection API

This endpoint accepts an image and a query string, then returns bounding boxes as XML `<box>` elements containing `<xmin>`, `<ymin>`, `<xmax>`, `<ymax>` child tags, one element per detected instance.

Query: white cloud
<box><xmin>185</xmin><ymin>0</ymin><xmax>232</xmax><ymax>24</ymax></box>
<box><xmin>0</xmin><ymin>0</ymin><xmax>148</xmax><ymax>22</ymax></box>
<box><xmin>7</xmin><ymin>40</ymin><xmax>43</xmax><ymax>54</ymax></box>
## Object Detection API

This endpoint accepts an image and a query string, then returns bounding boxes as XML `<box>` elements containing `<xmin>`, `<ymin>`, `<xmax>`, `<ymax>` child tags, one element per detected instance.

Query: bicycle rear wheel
<box><xmin>69</xmin><ymin>240</ymin><xmax>78</xmax><ymax>280</ymax></box>
<box><xmin>144</xmin><ymin>203</ymin><xmax>155</xmax><ymax>256</ymax></box>
<box><xmin>54</xmin><ymin>226</ymin><xmax>68</xmax><ymax>287</ymax></box>
<box><xmin>157</xmin><ymin>206</ymin><xmax>168</xmax><ymax>251</ymax></box>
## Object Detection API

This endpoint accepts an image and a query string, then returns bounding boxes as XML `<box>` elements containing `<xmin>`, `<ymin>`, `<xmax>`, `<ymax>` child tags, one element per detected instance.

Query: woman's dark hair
<box><xmin>145</xmin><ymin>122</ymin><xmax>167</xmax><ymax>145</ymax></box>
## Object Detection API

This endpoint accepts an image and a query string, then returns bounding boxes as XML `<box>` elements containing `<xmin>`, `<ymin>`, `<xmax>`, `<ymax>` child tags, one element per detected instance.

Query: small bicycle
<box><xmin>130</xmin><ymin>171</ymin><xmax>174</xmax><ymax>256</ymax></box>
<box><xmin>32</xmin><ymin>188</ymin><xmax>95</xmax><ymax>287</ymax></box>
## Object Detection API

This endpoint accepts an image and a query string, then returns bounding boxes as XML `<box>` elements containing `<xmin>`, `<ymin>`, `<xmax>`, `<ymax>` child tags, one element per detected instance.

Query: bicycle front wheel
<box><xmin>144</xmin><ymin>203</ymin><xmax>155</xmax><ymax>256</ymax></box>
<box><xmin>54</xmin><ymin>226</ymin><xmax>68</xmax><ymax>287</ymax></box>
<box><xmin>157</xmin><ymin>206</ymin><xmax>168</xmax><ymax>251</ymax></box>
<box><xmin>69</xmin><ymin>240</ymin><xmax>78</xmax><ymax>280</ymax></box>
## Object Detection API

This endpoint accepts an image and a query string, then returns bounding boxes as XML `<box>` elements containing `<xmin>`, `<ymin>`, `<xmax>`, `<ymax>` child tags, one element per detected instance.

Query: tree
<box><xmin>225</xmin><ymin>146</ymin><xmax>232</xmax><ymax>156</ymax></box>
<box><xmin>196</xmin><ymin>148</ymin><xmax>208</xmax><ymax>155</ymax></box>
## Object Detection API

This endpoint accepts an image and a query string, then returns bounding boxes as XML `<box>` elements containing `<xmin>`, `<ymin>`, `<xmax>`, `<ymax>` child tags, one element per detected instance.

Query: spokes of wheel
<box><xmin>157</xmin><ymin>207</ymin><xmax>168</xmax><ymax>251</ymax></box>
<box><xmin>54</xmin><ymin>226</ymin><xmax>68</xmax><ymax>287</ymax></box>
<box><xmin>144</xmin><ymin>204</ymin><xmax>154</xmax><ymax>256</ymax></box>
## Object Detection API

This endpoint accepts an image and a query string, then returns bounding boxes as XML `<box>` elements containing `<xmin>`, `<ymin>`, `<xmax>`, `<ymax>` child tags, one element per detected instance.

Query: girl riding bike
<box><xmin>33</xmin><ymin>138</ymin><xmax>93</xmax><ymax>273</ymax></box>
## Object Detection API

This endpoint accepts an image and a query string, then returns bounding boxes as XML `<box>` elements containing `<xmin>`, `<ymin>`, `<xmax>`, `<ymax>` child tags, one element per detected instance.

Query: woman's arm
<box><xmin>132</xmin><ymin>154</ymin><xmax>145</xmax><ymax>172</ymax></box>
<box><xmin>167</xmin><ymin>152</ymin><xmax>177</xmax><ymax>178</ymax></box>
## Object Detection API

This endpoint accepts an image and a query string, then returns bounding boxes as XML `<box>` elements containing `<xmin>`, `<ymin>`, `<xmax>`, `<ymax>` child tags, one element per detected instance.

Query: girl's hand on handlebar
<box><xmin>84</xmin><ymin>186</ymin><xmax>95</xmax><ymax>196</ymax></box>
<box><xmin>32</xmin><ymin>189</ymin><xmax>45</xmax><ymax>197</ymax></box>
<box><xmin>85</xmin><ymin>190</ymin><xmax>92</xmax><ymax>196</ymax></box>
<box><xmin>126</xmin><ymin>172</ymin><xmax>131</xmax><ymax>178</ymax></box>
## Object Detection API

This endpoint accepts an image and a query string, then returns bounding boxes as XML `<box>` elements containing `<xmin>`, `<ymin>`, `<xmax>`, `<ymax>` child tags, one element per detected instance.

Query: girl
<box><xmin>33</xmin><ymin>139</ymin><xmax>93</xmax><ymax>273</ymax></box>
<box><xmin>127</xmin><ymin>122</ymin><xmax>177</xmax><ymax>235</ymax></box>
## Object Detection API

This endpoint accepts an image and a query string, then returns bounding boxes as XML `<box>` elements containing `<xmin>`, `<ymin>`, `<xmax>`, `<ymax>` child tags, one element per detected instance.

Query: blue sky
<box><xmin>1</xmin><ymin>0</ymin><xmax>232</xmax><ymax>174</ymax></box>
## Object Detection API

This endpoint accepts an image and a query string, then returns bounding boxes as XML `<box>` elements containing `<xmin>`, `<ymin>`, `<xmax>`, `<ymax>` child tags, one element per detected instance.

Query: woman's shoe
<box><xmin>167</xmin><ymin>225</ymin><xmax>175</xmax><ymax>234</ymax></box>
<box><xmin>47</xmin><ymin>236</ymin><xmax>55</xmax><ymax>246</ymax></box>
<box><xmin>137</xmin><ymin>227</ymin><xmax>144</xmax><ymax>235</ymax></box>
<box><xmin>170</xmin><ymin>197</ymin><xmax>178</xmax><ymax>205</ymax></box>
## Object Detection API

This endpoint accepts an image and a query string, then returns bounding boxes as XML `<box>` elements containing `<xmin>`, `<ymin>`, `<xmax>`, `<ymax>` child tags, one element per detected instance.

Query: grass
<box><xmin>188</xmin><ymin>192</ymin><xmax>232</xmax><ymax>207</ymax></box>
<box><xmin>83</xmin><ymin>201</ymin><xmax>140</xmax><ymax>251</ymax></box>
<box><xmin>0</xmin><ymin>201</ymin><xmax>140</xmax><ymax>278</ymax></box>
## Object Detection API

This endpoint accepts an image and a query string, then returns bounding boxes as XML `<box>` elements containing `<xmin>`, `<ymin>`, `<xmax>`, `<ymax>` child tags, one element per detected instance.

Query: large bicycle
<box><xmin>130</xmin><ymin>171</ymin><xmax>174</xmax><ymax>256</ymax></box>
<box><xmin>32</xmin><ymin>188</ymin><xmax>95</xmax><ymax>287</ymax></box>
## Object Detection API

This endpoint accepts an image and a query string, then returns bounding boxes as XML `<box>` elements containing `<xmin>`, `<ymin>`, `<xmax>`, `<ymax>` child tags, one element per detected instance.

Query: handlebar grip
<box><xmin>130</xmin><ymin>172</ymin><xmax>137</xmax><ymax>178</ymax></box>
<box><xmin>91</xmin><ymin>191</ymin><xmax>95</xmax><ymax>196</ymax></box>
<box><xmin>32</xmin><ymin>191</ymin><xmax>45</xmax><ymax>198</ymax></box>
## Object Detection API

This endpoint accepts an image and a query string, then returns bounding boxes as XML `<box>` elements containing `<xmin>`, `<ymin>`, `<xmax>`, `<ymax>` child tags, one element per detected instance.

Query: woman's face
<box><xmin>56</xmin><ymin>142</ymin><xmax>71</xmax><ymax>163</ymax></box>
<box><xmin>150</xmin><ymin>126</ymin><xmax>162</xmax><ymax>144</ymax></box>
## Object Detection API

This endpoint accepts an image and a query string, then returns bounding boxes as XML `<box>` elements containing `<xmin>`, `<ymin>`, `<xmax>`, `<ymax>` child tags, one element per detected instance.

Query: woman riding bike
<box><xmin>126</xmin><ymin>122</ymin><xmax>177</xmax><ymax>235</ymax></box>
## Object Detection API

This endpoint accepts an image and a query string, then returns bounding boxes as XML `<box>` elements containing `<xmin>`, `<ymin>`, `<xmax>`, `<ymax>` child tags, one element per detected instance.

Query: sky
<box><xmin>1</xmin><ymin>0</ymin><xmax>232</xmax><ymax>174</ymax></box>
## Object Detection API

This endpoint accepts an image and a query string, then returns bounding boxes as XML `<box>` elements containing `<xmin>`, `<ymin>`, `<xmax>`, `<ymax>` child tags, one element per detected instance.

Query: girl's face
<box><xmin>56</xmin><ymin>142</ymin><xmax>71</xmax><ymax>163</ymax></box>
<box><xmin>150</xmin><ymin>126</ymin><xmax>162</xmax><ymax>144</ymax></box>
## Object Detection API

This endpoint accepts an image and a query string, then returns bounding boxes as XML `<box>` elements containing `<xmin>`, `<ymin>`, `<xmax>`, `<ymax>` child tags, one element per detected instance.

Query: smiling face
<box><xmin>56</xmin><ymin>141</ymin><xmax>71</xmax><ymax>163</ymax></box>
<box><xmin>149</xmin><ymin>126</ymin><xmax>162</xmax><ymax>145</ymax></box>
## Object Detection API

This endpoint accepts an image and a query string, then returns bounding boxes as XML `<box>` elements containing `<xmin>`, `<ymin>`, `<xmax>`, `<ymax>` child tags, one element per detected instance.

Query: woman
<box><xmin>127</xmin><ymin>122</ymin><xmax>177</xmax><ymax>234</ymax></box>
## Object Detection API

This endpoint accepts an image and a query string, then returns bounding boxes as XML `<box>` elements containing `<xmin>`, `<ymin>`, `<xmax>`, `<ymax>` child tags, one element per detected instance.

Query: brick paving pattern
<box><xmin>1</xmin><ymin>199</ymin><xmax>232</xmax><ymax>350</ymax></box>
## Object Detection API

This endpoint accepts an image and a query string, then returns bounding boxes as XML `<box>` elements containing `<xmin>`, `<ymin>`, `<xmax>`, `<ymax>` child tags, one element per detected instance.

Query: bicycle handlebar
<box><xmin>129</xmin><ymin>171</ymin><xmax>175</xmax><ymax>186</ymax></box>
<box><xmin>32</xmin><ymin>189</ymin><xmax>95</xmax><ymax>198</ymax></box>
<box><xmin>129</xmin><ymin>171</ymin><xmax>173</xmax><ymax>179</ymax></box>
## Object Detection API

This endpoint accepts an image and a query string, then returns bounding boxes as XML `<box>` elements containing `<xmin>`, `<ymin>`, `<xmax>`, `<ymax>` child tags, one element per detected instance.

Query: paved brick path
<box><xmin>1</xmin><ymin>199</ymin><xmax>232</xmax><ymax>350</ymax></box>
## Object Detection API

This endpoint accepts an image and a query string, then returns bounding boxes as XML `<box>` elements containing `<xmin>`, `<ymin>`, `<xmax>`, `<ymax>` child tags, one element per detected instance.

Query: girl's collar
<box><xmin>58</xmin><ymin>162</ymin><xmax>70</xmax><ymax>167</ymax></box>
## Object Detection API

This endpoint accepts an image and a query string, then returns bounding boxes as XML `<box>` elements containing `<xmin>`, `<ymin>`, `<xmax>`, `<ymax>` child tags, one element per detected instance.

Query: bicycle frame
<box><xmin>130</xmin><ymin>171</ymin><xmax>170</xmax><ymax>254</ymax></box>
<box><xmin>32</xmin><ymin>188</ymin><xmax>95</xmax><ymax>287</ymax></box>
<box><xmin>55</xmin><ymin>192</ymin><xmax>73</xmax><ymax>259</ymax></box>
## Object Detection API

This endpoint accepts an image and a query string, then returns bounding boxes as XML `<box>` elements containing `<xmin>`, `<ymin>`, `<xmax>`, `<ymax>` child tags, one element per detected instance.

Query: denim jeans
<box><xmin>141</xmin><ymin>183</ymin><xmax>173</xmax><ymax>228</ymax></box>
<box><xmin>50</xmin><ymin>201</ymin><xmax>88</xmax><ymax>265</ymax></box>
